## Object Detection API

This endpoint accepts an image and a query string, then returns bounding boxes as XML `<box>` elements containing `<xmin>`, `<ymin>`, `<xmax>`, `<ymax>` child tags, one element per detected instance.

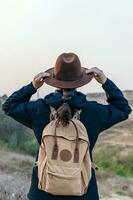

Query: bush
<box><xmin>19</xmin><ymin>139</ymin><xmax>38</xmax><ymax>156</ymax></box>
<box><xmin>0</xmin><ymin>140</ymin><xmax>8</xmax><ymax>150</ymax></box>
<box><xmin>9</xmin><ymin>132</ymin><xmax>18</xmax><ymax>149</ymax></box>
<box><xmin>93</xmin><ymin>144</ymin><xmax>133</xmax><ymax>178</ymax></box>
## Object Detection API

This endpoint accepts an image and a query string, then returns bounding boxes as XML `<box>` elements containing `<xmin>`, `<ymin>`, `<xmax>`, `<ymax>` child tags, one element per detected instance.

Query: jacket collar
<box><xmin>44</xmin><ymin>89</ymin><xmax>87</xmax><ymax>110</ymax></box>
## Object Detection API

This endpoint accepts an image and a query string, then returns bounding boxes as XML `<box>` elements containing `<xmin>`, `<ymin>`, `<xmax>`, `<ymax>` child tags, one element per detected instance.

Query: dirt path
<box><xmin>0</xmin><ymin>151</ymin><xmax>34</xmax><ymax>200</ymax></box>
<box><xmin>0</xmin><ymin>171</ymin><xmax>30</xmax><ymax>200</ymax></box>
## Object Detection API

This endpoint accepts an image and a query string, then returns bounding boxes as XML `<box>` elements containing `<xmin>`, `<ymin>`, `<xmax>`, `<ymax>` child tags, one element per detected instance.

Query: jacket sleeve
<box><xmin>2</xmin><ymin>82</ymin><xmax>37</xmax><ymax>129</ymax></box>
<box><xmin>96</xmin><ymin>78</ymin><xmax>132</xmax><ymax>132</ymax></box>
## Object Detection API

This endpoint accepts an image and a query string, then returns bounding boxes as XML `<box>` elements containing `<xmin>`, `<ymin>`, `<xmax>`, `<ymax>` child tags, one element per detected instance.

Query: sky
<box><xmin>0</xmin><ymin>0</ymin><xmax>133</xmax><ymax>98</ymax></box>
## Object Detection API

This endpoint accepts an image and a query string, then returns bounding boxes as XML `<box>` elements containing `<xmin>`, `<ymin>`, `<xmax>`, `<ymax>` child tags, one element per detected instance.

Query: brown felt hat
<box><xmin>44</xmin><ymin>53</ymin><xmax>93</xmax><ymax>89</ymax></box>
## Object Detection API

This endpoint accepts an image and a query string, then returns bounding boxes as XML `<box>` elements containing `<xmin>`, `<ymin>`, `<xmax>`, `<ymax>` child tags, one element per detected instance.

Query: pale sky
<box><xmin>0</xmin><ymin>0</ymin><xmax>133</xmax><ymax>98</ymax></box>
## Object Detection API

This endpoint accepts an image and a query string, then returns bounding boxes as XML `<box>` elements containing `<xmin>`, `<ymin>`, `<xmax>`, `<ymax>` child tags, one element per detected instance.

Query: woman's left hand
<box><xmin>86</xmin><ymin>67</ymin><xmax>107</xmax><ymax>85</ymax></box>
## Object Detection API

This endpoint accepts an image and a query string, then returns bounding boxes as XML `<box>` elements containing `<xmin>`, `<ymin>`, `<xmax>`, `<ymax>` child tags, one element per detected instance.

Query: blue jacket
<box><xmin>2</xmin><ymin>78</ymin><xmax>132</xmax><ymax>200</ymax></box>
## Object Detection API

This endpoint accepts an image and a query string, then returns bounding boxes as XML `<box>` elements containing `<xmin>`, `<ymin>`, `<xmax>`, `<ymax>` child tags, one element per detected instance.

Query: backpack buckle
<box><xmin>33</xmin><ymin>161</ymin><xmax>38</xmax><ymax>167</ymax></box>
<box><xmin>92</xmin><ymin>162</ymin><xmax>99</xmax><ymax>170</ymax></box>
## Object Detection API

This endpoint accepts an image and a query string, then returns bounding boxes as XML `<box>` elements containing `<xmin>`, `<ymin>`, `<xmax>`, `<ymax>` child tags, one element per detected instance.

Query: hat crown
<box><xmin>54</xmin><ymin>53</ymin><xmax>82</xmax><ymax>81</ymax></box>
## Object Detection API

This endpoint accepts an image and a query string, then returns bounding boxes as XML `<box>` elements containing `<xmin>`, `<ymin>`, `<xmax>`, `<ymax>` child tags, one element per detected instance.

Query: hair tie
<box><xmin>62</xmin><ymin>89</ymin><xmax>75</xmax><ymax>102</ymax></box>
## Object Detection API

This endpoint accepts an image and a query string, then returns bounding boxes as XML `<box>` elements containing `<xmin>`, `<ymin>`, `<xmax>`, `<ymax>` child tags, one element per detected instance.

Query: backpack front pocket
<box><xmin>45</xmin><ymin>165</ymin><xmax>84</xmax><ymax>196</ymax></box>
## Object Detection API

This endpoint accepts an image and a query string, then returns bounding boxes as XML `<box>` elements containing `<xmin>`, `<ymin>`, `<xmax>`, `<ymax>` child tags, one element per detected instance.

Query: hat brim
<box><xmin>43</xmin><ymin>67</ymin><xmax>93</xmax><ymax>89</ymax></box>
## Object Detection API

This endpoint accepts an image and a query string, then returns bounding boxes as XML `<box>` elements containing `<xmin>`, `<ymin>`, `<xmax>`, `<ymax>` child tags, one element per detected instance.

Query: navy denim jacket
<box><xmin>2</xmin><ymin>78</ymin><xmax>132</xmax><ymax>200</ymax></box>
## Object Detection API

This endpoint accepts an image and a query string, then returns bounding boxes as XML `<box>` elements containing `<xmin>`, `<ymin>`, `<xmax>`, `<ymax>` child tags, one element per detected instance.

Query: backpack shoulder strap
<box><xmin>49</xmin><ymin>106</ymin><xmax>57</xmax><ymax>121</ymax></box>
<box><xmin>72</xmin><ymin>109</ymin><xmax>82</xmax><ymax>120</ymax></box>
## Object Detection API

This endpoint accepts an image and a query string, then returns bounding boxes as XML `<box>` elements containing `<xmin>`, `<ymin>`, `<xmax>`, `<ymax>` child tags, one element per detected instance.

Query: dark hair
<box><xmin>56</xmin><ymin>89</ymin><xmax>75</xmax><ymax>127</ymax></box>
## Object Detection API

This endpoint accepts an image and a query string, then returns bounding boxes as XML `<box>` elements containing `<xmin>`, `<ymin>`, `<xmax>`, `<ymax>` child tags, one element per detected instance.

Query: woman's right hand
<box><xmin>32</xmin><ymin>72</ymin><xmax>50</xmax><ymax>89</ymax></box>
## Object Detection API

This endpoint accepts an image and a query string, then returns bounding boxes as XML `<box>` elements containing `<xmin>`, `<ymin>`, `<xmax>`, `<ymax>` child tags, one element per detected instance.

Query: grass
<box><xmin>0</xmin><ymin>140</ymin><xmax>8</xmax><ymax>150</ymax></box>
<box><xmin>93</xmin><ymin>144</ymin><xmax>133</xmax><ymax>178</ymax></box>
<box><xmin>0</xmin><ymin>150</ymin><xmax>34</xmax><ymax>176</ymax></box>
<box><xmin>0</xmin><ymin>138</ymin><xmax>38</xmax><ymax>156</ymax></box>
<box><xmin>115</xmin><ymin>189</ymin><xmax>126</xmax><ymax>196</ymax></box>
<box><xmin>6</xmin><ymin>162</ymin><xmax>32</xmax><ymax>174</ymax></box>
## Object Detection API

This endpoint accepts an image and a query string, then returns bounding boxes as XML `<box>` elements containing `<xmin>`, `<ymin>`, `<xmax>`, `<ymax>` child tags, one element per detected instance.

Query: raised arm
<box><xmin>2</xmin><ymin>82</ymin><xmax>37</xmax><ymax>128</ymax></box>
<box><xmin>86</xmin><ymin>67</ymin><xmax>132</xmax><ymax>132</ymax></box>
<box><xmin>96</xmin><ymin>78</ymin><xmax>132</xmax><ymax>132</ymax></box>
<box><xmin>2</xmin><ymin>72</ymin><xmax>50</xmax><ymax>129</ymax></box>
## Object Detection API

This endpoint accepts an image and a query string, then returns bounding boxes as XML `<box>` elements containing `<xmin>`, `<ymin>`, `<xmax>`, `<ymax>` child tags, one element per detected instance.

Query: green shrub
<box><xmin>9</xmin><ymin>133</ymin><xmax>18</xmax><ymax>149</ymax></box>
<box><xmin>0</xmin><ymin>140</ymin><xmax>8</xmax><ymax>150</ymax></box>
<box><xmin>19</xmin><ymin>139</ymin><xmax>38</xmax><ymax>156</ymax></box>
<box><xmin>94</xmin><ymin>145</ymin><xmax>133</xmax><ymax>178</ymax></box>
<box><xmin>115</xmin><ymin>189</ymin><xmax>126</xmax><ymax>196</ymax></box>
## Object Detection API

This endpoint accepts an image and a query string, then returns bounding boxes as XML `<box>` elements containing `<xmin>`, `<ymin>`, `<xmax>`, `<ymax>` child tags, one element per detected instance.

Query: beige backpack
<box><xmin>37</xmin><ymin>106</ymin><xmax>92</xmax><ymax>196</ymax></box>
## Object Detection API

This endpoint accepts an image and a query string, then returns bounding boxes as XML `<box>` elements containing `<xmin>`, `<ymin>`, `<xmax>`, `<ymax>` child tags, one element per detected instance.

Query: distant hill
<box><xmin>1</xmin><ymin>90</ymin><xmax>133</xmax><ymax>106</ymax></box>
<box><xmin>86</xmin><ymin>90</ymin><xmax>133</xmax><ymax>106</ymax></box>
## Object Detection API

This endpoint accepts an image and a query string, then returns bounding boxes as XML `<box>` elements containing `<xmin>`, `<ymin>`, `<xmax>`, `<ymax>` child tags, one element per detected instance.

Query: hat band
<box><xmin>52</xmin><ymin>72</ymin><xmax>83</xmax><ymax>81</ymax></box>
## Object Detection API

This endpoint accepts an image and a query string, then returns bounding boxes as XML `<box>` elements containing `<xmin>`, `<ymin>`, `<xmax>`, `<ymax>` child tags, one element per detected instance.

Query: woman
<box><xmin>2</xmin><ymin>53</ymin><xmax>132</xmax><ymax>200</ymax></box>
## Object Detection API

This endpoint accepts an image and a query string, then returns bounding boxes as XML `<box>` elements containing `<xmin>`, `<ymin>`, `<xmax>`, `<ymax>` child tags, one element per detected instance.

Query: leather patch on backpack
<box><xmin>60</xmin><ymin>149</ymin><xmax>72</xmax><ymax>162</ymax></box>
